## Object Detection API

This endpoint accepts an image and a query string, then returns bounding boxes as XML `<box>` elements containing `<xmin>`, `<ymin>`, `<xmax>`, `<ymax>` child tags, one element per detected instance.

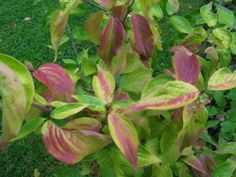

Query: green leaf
<box><xmin>50</xmin><ymin>103</ymin><xmax>88</xmax><ymax>119</ymax></box>
<box><xmin>166</xmin><ymin>0</ymin><xmax>179</xmax><ymax>15</ymax></box>
<box><xmin>152</xmin><ymin>4</ymin><xmax>163</xmax><ymax>20</ymax></box>
<box><xmin>154</xmin><ymin>164</ymin><xmax>173</xmax><ymax>177</ymax></box>
<box><xmin>169</xmin><ymin>16</ymin><xmax>193</xmax><ymax>34</ymax></box>
<box><xmin>230</xmin><ymin>32</ymin><xmax>236</xmax><ymax>55</ymax></box>
<box><xmin>200</xmin><ymin>2</ymin><xmax>217</xmax><ymax>27</ymax></box>
<box><xmin>213</xmin><ymin>28</ymin><xmax>232</xmax><ymax>49</ymax></box>
<box><xmin>0</xmin><ymin>54</ymin><xmax>34</xmax><ymax>111</ymax></box>
<box><xmin>10</xmin><ymin>118</ymin><xmax>45</xmax><ymax>141</ymax></box>
<box><xmin>212</xmin><ymin>161</ymin><xmax>236</xmax><ymax>177</ymax></box>
<box><xmin>216</xmin><ymin>142</ymin><xmax>236</xmax><ymax>156</ymax></box>
<box><xmin>34</xmin><ymin>93</ymin><xmax>48</xmax><ymax>106</ymax></box>
<box><xmin>120</xmin><ymin>68</ymin><xmax>152</xmax><ymax>95</ymax></box>
<box><xmin>208</xmin><ymin>68</ymin><xmax>236</xmax><ymax>90</ymax></box>
<box><xmin>138</xmin><ymin>145</ymin><xmax>161</xmax><ymax>167</ymax></box>
<box><xmin>216</xmin><ymin>4</ymin><xmax>236</xmax><ymax>28</ymax></box>
<box><xmin>73</xmin><ymin>95</ymin><xmax>106</xmax><ymax>112</ymax></box>
<box><xmin>141</xmin><ymin>75</ymin><xmax>174</xmax><ymax>98</ymax></box>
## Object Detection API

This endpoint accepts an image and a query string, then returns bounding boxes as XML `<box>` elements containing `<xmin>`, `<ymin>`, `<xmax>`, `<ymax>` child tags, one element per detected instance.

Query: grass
<box><xmin>0</xmin><ymin>0</ymin><xmax>204</xmax><ymax>176</ymax></box>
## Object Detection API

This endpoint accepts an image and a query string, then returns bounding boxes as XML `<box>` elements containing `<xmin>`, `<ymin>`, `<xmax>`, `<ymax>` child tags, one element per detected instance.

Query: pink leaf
<box><xmin>131</xmin><ymin>14</ymin><xmax>154</xmax><ymax>60</ymax></box>
<box><xmin>92</xmin><ymin>66</ymin><xmax>115</xmax><ymax>104</ymax></box>
<box><xmin>171</xmin><ymin>46</ymin><xmax>200</xmax><ymax>84</ymax></box>
<box><xmin>42</xmin><ymin>122</ymin><xmax>110</xmax><ymax>164</ymax></box>
<box><xmin>99</xmin><ymin>16</ymin><xmax>125</xmax><ymax>67</ymax></box>
<box><xmin>108</xmin><ymin>111</ymin><xmax>138</xmax><ymax>170</ymax></box>
<box><xmin>33</xmin><ymin>64</ymin><xmax>75</xmax><ymax>102</ymax></box>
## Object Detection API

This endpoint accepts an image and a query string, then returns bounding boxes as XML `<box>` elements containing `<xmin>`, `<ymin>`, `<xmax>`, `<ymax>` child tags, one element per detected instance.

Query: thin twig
<box><xmin>83</xmin><ymin>0</ymin><xmax>111</xmax><ymax>14</ymax></box>
<box><xmin>66</xmin><ymin>24</ymin><xmax>78</xmax><ymax>57</ymax></box>
<box><xmin>198</xmin><ymin>30</ymin><xmax>212</xmax><ymax>56</ymax></box>
<box><xmin>123</xmin><ymin>0</ymin><xmax>135</xmax><ymax>22</ymax></box>
<box><xmin>32</xmin><ymin>102</ymin><xmax>52</xmax><ymax>113</ymax></box>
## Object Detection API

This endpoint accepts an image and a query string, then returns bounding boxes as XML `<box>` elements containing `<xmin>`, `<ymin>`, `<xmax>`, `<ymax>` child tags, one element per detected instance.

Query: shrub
<box><xmin>0</xmin><ymin>0</ymin><xmax>236</xmax><ymax>176</ymax></box>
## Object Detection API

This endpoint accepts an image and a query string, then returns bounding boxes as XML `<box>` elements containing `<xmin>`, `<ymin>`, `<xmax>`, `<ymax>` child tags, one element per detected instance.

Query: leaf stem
<box><xmin>123</xmin><ymin>0</ymin><xmax>135</xmax><ymax>29</ymax></box>
<box><xmin>32</xmin><ymin>102</ymin><xmax>52</xmax><ymax>113</ymax></box>
<box><xmin>83</xmin><ymin>0</ymin><xmax>110</xmax><ymax>14</ymax></box>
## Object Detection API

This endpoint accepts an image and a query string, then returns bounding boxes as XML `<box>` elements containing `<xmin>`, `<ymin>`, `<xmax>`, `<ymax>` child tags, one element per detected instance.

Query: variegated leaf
<box><xmin>0</xmin><ymin>63</ymin><xmax>27</xmax><ymax>148</ymax></box>
<box><xmin>64</xmin><ymin>117</ymin><xmax>102</xmax><ymax>132</ymax></box>
<box><xmin>50</xmin><ymin>10</ymin><xmax>68</xmax><ymax>61</ymax></box>
<box><xmin>176</xmin><ymin>103</ymin><xmax>208</xmax><ymax>150</ymax></box>
<box><xmin>99</xmin><ymin>16</ymin><xmax>125</xmax><ymax>67</ymax></box>
<box><xmin>131</xmin><ymin>14</ymin><xmax>154</xmax><ymax>60</ymax></box>
<box><xmin>51</xmin><ymin>0</ymin><xmax>82</xmax><ymax>61</ymax></box>
<box><xmin>108</xmin><ymin>111</ymin><xmax>139</xmax><ymax>171</ymax></box>
<box><xmin>208</xmin><ymin>68</ymin><xmax>236</xmax><ymax>90</ymax></box>
<box><xmin>33</xmin><ymin>64</ymin><xmax>75</xmax><ymax>102</ymax></box>
<box><xmin>42</xmin><ymin>122</ymin><xmax>110</xmax><ymax>164</ymax></box>
<box><xmin>129</xmin><ymin>81</ymin><xmax>199</xmax><ymax>111</ymax></box>
<box><xmin>171</xmin><ymin>46</ymin><xmax>200</xmax><ymax>84</ymax></box>
<box><xmin>0</xmin><ymin>54</ymin><xmax>34</xmax><ymax>111</ymax></box>
<box><xmin>183</xmin><ymin>156</ymin><xmax>207</xmax><ymax>175</ymax></box>
<box><xmin>92</xmin><ymin>66</ymin><xmax>115</xmax><ymax>104</ymax></box>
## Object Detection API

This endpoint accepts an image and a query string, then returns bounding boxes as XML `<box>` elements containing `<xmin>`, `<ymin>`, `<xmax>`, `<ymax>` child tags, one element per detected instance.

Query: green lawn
<box><xmin>0</xmin><ymin>0</ymin><xmax>204</xmax><ymax>176</ymax></box>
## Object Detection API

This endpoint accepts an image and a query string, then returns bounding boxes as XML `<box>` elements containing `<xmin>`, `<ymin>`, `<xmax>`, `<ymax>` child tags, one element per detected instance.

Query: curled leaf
<box><xmin>33</xmin><ymin>64</ymin><xmax>75</xmax><ymax>102</ymax></box>
<box><xmin>108</xmin><ymin>111</ymin><xmax>139</xmax><ymax>170</ymax></box>
<box><xmin>208</xmin><ymin>68</ymin><xmax>236</xmax><ymax>91</ymax></box>
<box><xmin>99</xmin><ymin>16</ymin><xmax>125</xmax><ymax>67</ymax></box>
<box><xmin>131</xmin><ymin>14</ymin><xmax>154</xmax><ymax>61</ymax></box>
<box><xmin>129</xmin><ymin>81</ymin><xmax>199</xmax><ymax>111</ymax></box>
<box><xmin>92</xmin><ymin>66</ymin><xmax>115</xmax><ymax>104</ymax></box>
<box><xmin>171</xmin><ymin>46</ymin><xmax>200</xmax><ymax>84</ymax></box>
<box><xmin>42</xmin><ymin>122</ymin><xmax>110</xmax><ymax>164</ymax></box>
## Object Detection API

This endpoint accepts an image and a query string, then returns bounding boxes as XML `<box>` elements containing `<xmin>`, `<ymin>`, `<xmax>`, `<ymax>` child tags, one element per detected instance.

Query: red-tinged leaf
<box><xmin>183</xmin><ymin>156</ymin><xmax>207</xmax><ymax>175</ymax></box>
<box><xmin>33</xmin><ymin>64</ymin><xmax>75</xmax><ymax>102</ymax></box>
<box><xmin>42</xmin><ymin>122</ymin><xmax>110</xmax><ymax>164</ymax></box>
<box><xmin>208</xmin><ymin>68</ymin><xmax>236</xmax><ymax>90</ymax></box>
<box><xmin>50</xmin><ymin>10</ymin><xmax>68</xmax><ymax>61</ymax></box>
<box><xmin>99</xmin><ymin>16</ymin><xmax>125</xmax><ymax>67</ymax></box>
<box><xmin>108</xmin><ymin>111</ymin><xmax>138</xmax><ymax>171</ymax></box>
<box><xmin>92</xmin><ymin>66</ymin><xmax>115</xmax><ymax>104</ymax></box>
<box><xmin>51</xmin><ymin>0</ymin><xmax>82</xmax><ymax>61</ymax></box>
<box><xmin>171</xmin><ymin>46</ymin><xmax>200</xmax><ymax>84</ymax></box>
<box><xmin>199</xmin><ymin>154</ymin><xmax>216</xmax><ymax>177</ymax></box>
<box><xmin>96</xmin><ymin>0</ymin><xmax>117</xmax><ymax>8</ymax></box>
<box><xmin>129</xmin><ymin>81</ymin><xmax>199</xmax><ymax>111</ymax></box>
<box><xmin>84</xmin><ymin>12</ymin><xmax>103</xmax><ymax>44</ymax></box>
<box><xmin>111</xmin><ymin>5</ymin><xmax>128</xmax><ymax>21</ymax></box>
<box><xmin>176</xmin><ymin>103</ymin><xmax>208</xmax><ymax>150</ymax></box>
<box><xmin>131</xmin><ymin>14</ymin><xmax>154</xmax><ymax>61</ymax></box>
<box><xmin>64</xmin><ymin>118</ymin><xmax>102</xmax><ymax>132</ymax></box>
<box><xmin>0</xmin><ymin>63</ymin><xmax>27</xmax><ymax>148</ymax></box>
